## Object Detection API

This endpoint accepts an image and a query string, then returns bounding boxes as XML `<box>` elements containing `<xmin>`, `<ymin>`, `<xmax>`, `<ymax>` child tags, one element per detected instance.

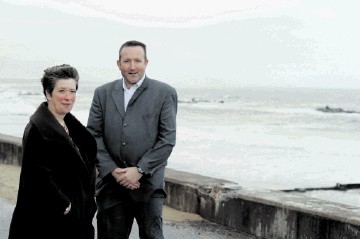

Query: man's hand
<box><xmin>111</xmin><ymin>167</ymin><xmax>141</xmax><ymax>190</ymax></box>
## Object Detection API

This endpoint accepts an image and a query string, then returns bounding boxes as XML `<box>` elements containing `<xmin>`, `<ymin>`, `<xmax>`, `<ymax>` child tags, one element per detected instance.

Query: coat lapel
<box><xmin>127</xmin><ymin>77</ymin><xmax>149</xmax><ymax>108</ymax></box>
<box><xmin>111</xmin><ymin>80</ymin><xmax>125</xmax><ymax>119</ymax></box>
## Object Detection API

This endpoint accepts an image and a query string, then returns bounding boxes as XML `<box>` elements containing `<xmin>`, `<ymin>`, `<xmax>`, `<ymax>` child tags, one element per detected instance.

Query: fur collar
<box><xmin>29</xmin><ymin>102</ymin><xmax>79</xmax><ymax>142</ymax></box>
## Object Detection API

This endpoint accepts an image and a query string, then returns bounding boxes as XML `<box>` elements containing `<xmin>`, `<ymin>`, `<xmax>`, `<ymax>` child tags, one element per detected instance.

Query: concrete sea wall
<box><xmin>1</xmin><ymin>133</ymin><xmax>360</xmax><ymax>238</ymax></box>
<box><xmin>0</xmin><ymin>134</ymin><xmax>22</xmax><ymax>166</ymax></box>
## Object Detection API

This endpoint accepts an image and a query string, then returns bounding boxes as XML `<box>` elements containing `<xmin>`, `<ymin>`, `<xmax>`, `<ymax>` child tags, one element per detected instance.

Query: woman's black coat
<box><xmin>9</xmin><ymin>102</ymin><xmax>97</xmax><ymax>239</ymax></box>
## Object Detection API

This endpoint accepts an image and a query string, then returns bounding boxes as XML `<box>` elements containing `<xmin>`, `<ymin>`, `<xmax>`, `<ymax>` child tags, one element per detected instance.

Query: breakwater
<box><xmin>1</xmin><ymin>133</ymin><xmax>360</xmax><ymax>238</ymax></box>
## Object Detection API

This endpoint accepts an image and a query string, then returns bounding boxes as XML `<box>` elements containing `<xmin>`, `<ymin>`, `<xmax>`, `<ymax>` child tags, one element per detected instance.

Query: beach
<box><xmin>0</xmin><ymin>164</ymin><xmax>19</xmax><ymax>203</ymax></box>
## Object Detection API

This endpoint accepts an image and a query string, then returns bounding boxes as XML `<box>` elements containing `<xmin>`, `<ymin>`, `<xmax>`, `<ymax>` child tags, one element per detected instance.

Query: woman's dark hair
<box><xmin>41</xmin><ymin>64</ymin><xmax>79</xmax><ymax>96</ymax></box>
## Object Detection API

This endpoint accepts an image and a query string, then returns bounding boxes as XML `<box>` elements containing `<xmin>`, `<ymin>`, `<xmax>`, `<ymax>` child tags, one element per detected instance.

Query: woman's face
<box><xmin>46</xmin><ymin>78</ymin><xmax>77</xmax><ymax>119</ymax></box>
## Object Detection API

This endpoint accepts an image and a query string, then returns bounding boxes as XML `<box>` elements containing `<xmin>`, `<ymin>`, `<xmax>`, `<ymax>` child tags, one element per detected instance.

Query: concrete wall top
<box><xmin>0</xmin><ymin>134</ymin><xmax>22</xmax><ymax>146</ymax></box>
<box><xmin>165</xmin><ymin>168</ymin><xmax>360</xmax><ymax>227</ymax></box>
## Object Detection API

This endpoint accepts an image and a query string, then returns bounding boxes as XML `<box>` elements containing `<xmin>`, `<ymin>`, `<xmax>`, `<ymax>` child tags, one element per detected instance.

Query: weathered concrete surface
<box><xmin>2</xmin><ymin>133</ymin><xmax>360</xmax><ymax>238</ymax></box>
<box><xmin>165</xmin><ymin>168</ymin><xmax>360</xmax><ymax>238</ymax></box>
<box><xmin>0</xmin><ymin>134</ymin><xmax>22</xmax><ymax>165</ymax></box>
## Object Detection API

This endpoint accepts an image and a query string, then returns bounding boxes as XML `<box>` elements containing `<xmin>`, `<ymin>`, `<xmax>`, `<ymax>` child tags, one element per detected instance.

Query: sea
<box><xmin>1</xmin><ymin>78</ymin><xmax>360</xmax><ymax>207</ymax></box>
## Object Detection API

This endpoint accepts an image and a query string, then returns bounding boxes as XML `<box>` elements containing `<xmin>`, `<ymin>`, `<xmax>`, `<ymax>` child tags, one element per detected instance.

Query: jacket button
<box><xmin>122</xmin><ymin>142</ymin><xmax>126</xmax><ymax>146</ymax></box>
<box><xmin>124</xmin><ymin>123</ymin><xmax>127</xmax><ymax>127</ymax></box>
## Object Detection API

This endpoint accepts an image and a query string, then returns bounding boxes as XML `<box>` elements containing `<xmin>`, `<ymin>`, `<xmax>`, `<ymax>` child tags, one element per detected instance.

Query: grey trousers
<box><xmin>97</xmin><ymin>193</ymin><xmax>165</xmax><ymax>239</ymax></box>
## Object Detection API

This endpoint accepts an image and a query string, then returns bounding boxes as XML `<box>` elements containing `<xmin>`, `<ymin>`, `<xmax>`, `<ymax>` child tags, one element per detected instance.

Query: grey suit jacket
<box><xmin>87</xmin><ymin>77</ymin><xmax>177</xmax><ymax>208</ymax></box>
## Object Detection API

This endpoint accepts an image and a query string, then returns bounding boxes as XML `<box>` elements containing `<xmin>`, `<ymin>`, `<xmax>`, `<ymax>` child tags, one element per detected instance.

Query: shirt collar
<box><xmin>122</xmin><ymin>75</ymin><xmax>145</xmax><ymax>90</ymax></box>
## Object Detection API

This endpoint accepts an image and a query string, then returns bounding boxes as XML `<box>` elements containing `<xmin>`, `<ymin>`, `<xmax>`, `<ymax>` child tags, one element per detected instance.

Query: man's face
<box><xmin>117</xmin><ymin>46</ymin><xmax>148</xmax><ymax>88</ymax></box>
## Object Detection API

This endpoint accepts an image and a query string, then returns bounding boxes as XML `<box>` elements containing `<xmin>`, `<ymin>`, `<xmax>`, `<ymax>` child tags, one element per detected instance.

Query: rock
<box><xmin>316</xmin><ymin>105</ymin><xmax>357</xmax><ymax>114</ymax></box>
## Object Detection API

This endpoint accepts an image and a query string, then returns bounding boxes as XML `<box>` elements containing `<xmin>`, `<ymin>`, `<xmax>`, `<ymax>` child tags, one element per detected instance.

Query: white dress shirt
<box><xmin>122</xmin><ymin>76</ymin><xmax>145</xmax><ymax>111</ymax></box>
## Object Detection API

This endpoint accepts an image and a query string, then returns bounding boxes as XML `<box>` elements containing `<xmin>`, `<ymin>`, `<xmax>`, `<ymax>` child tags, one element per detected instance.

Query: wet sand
<box><xmin>0</xmin><ymin>163</ymin><xmax>19</xmax><ymax>203</ymax></box>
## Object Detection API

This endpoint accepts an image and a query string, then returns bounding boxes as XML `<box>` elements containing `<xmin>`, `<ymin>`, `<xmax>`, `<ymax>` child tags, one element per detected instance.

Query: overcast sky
<box><xmin>1</xmin><ymin>0</ymin><xmax>360</xmax><ymax>89</ymax></box>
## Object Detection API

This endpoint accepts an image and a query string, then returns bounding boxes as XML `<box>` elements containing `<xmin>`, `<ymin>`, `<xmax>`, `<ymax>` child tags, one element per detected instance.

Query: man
<box><xmin>87</xmin><ymin>40</ymin><xmax>177</xmax><ymax>239</ymax></box>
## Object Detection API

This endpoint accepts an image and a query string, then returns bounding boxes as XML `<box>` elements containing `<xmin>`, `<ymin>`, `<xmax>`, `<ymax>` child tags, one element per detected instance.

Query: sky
<box><xmin>0</xmin><ymin>0</ymin><xmax>360</xmax><ymax>89</ymax></box>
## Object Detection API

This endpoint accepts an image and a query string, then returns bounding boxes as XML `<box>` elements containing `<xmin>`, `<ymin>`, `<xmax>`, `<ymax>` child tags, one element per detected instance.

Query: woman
<box><xmin>9</xmin><ymin>64</ymin><xmax>97</xmax><ymax>239</ymax></box>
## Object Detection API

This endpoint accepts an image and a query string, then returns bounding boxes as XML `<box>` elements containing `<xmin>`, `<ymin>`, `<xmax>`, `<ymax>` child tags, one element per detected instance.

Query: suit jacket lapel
<box><xmin>112</xmin><ymin>80</ymin><xmax>125</xmax><ymax>119</ymax></box>
<box><xmin>127</xmin><ymin>77</ymin><xmax>149</xmax><ymax>108</ymax></box>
